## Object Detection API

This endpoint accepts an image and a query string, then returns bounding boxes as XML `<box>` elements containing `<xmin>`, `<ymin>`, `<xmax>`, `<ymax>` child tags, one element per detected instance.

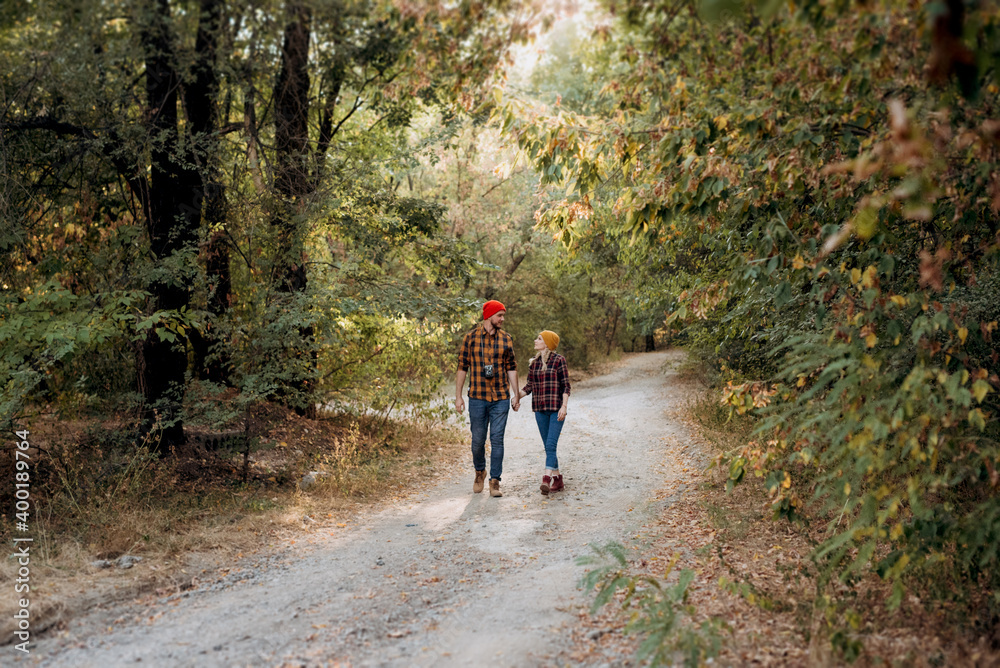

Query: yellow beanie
<box><xmin>540</xmin><ymin>330</ymin><xmax>560</xmax><ymax>351</ymax></box>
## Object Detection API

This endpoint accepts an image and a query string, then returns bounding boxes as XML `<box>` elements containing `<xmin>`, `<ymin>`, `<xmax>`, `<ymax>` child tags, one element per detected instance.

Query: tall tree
<box><xmin>186</xmin><ymin>0</ymin><xmax>233</xmax><ymax>386</ymax></box>
<box><xmin>1</xmin><ymin>0</ymin><xmax>541</xmax><ymax>439</ymax></box>
<box><xmin>136</xmin><ymin>0</ymin><xmax>205</xmax><ymax>447</ymax></box>
<box><xmin>273</xmin><ymin>2</ymin><xmax>313</xmax><ymax>293</ymax></box>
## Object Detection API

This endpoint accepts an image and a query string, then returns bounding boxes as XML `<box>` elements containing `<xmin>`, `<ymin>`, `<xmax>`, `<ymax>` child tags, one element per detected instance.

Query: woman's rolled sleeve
<box><xmin>558</xmin><ymin>357</ymin><xmax>571</xmax><ymax>396</ymax></box>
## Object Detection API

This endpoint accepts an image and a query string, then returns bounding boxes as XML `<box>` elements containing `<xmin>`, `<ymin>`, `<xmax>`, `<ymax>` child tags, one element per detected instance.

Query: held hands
<box><xmin>454</xmin><ymin>394</ymin><xmax>522</xmax><ymax>412</ymax></box>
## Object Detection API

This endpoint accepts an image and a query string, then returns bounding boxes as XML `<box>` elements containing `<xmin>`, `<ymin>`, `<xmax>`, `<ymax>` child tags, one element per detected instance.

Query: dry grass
<box><xmin>679</xmin><ymin>383</ymin><xmax>1000</xmax><ymax>666</ymax></box>
<box><xmin>562</xmin><ymin>373</ymin><xmax>1000</xmax><ymax>667</ymax></box>
<box><xmin>0</xmin><ymin>403</ymin><xmax>466</xmax><ymax>642</ymax></box>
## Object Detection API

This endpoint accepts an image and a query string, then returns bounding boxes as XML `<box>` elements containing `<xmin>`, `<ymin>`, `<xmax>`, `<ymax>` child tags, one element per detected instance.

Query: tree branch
<box><xmin>2</xmin><ymin>117</ymin><xmax>149</xmax><ymax>216</ymax></box>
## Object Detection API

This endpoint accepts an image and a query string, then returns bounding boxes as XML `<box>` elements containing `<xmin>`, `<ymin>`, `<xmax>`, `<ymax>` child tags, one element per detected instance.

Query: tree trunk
<box><xmin>273</xmin><ymin>3</ymin><xmax>315</xmax><ymax>416</ymax></box>
<box><xmin>185</xmin><ymin>0</ymin><xmax>232</xmax><ymax>385</ymax></box>
<box><xmin>138</xmin><ymin>0</ymin><xmax>203</xmax><ymax>450</ymax></box>
<box><xmin>313</xmin><ymin>51</ymin><xmax>346</xmax><ymax>189</ymax></box>
<box><xmin>605</xmin><ymin>305</ymin><xmax>620</xmax><ymax>356</ymax></box>
<box><xmin>274</xmin><ymin>3</ymin><xmax>311</xmax><ymax>292</ymax></box>
<box><xmin>274</xmin><ymin>3</ymin><xmax>312</xmax><ymax>203</ymax></box>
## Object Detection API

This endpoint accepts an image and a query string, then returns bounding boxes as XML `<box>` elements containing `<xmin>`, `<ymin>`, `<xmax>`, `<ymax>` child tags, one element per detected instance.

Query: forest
<box><xmin>2</xmin><ymin>0</ymin><xmax>999</xmax><ymax>663</ymax></box>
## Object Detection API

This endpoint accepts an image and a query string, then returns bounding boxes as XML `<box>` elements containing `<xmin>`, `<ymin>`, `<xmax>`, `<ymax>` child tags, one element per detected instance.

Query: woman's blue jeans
<box><xmin>468</xmin><ymin>398</ymin><xmax>509</xmax><ymax>481</ymax></box>
<box><xmin>534</xmin><ymin>410</ymin><xmax>564</xmax><ymax>470</ymax></box>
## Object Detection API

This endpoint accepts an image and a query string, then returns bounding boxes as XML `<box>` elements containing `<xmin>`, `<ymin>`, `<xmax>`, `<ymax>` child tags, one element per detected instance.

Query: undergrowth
<box><xmin>577</xmin><ymin>541</ymin><xmax>726</xmax><ymax>668</ymax></box>
<box><xmin>0</xmin><ymin>403</ymin><xmax>459</xmax><ymax>581</ymax></box>
<box><xmin>687</xmin><ymin>368</ymin><xmax>1000</xmax><ymax>665</ymax></box>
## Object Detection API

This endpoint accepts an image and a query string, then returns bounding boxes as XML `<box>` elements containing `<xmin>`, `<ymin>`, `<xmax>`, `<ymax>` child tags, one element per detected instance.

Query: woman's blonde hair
<box><xmin>531</xmin><ymin>340</ymin><xmax>553</xmax><ymax>371</ymax></box>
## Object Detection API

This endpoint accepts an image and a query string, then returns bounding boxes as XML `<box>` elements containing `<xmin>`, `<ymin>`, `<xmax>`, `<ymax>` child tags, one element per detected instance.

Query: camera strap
<box><xmin>479</xmin><ymin>325</ymin><xmax>498</xmax><ymax>368</ymax></box>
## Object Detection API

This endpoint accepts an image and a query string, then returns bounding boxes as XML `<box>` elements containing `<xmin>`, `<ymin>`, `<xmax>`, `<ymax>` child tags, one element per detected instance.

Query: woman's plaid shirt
<box><xmin>458</xmin><ymin>324</ymin><xmax>517</xmax><ymax>401</ymax></box>
<box><xmin>522</xmin><ymin>353</ymin><xmax>570</xmax><ymax>412</ymax></box>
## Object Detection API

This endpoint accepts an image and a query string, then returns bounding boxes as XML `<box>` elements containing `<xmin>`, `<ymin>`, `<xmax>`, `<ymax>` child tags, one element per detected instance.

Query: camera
<box><xmin>483</xmin><ymin>364</ymin><xmax>495</xmax><ymax>378</ymax></box>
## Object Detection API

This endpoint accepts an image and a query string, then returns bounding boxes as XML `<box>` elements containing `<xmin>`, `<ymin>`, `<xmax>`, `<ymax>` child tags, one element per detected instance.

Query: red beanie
<box><xmin>482</xmin><ymin>300</ymin><xmax>506</xmax><ymax>320</ymax></box>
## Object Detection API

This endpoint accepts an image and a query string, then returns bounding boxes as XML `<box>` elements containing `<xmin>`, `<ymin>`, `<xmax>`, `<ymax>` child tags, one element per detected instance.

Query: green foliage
<box><xmin>508</xmin><ymin>0</ymin><xmax>1000</xmax><ymax>628</ymax></box>
<box><xmin>1</xmin><ymin>0</ymin><xmax>544</xmax><ymax>441</ymax></box>
<box><xmin>0</xmin><ymin>282</ymin><xmax>147</xmax><ymax>425</ymax></box>
<box><xmin>401</xmin><ymin>114</ymin><xmax>635</xmax><ymax>370</ymax></box>
<box><xmin>578</xmin><ymin>541</ymin><xmax>726</xmax><ymax>667</ymax></box>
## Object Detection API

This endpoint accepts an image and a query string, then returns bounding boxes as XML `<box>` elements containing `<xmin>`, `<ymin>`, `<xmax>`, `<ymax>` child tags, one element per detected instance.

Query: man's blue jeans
<box><xmin>468</xmin><ymin>398</ymin><xmax>509</xmax><ymax>481</ymax></box>
<box><xmin>534</xmin><ymin>410</ymin><xmax>564</xmax><ymax>470</ymax></box>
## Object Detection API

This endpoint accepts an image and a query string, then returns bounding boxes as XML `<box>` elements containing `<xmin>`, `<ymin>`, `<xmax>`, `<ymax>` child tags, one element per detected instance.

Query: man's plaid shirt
<box><xmin>458</xmin><ymin>324</ymin><xmax>517</xmax><ymax>401</ymax></box>
<box><xmin>522</xmin><ymin>353</ymin><xmax>570</xmax><ymax>412</ymax></box>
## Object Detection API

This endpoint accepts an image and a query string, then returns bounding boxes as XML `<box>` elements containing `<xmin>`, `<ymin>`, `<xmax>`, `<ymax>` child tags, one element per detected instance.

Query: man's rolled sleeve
<box><xmin>504</xmin><ymin>339</ymin><xmax>517</xmax><ymax>372</ymax></box>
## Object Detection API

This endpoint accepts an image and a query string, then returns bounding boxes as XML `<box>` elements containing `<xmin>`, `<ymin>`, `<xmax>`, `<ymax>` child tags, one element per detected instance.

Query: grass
<box><xmin>676</xmin><ymin>365</ymin><xmax>1000</xmax><ymax>666</ymax></box>
<box><xmin>0</xmin><ymin>402</ymin><xmax>466</xmax><ymax>638</ymax></box>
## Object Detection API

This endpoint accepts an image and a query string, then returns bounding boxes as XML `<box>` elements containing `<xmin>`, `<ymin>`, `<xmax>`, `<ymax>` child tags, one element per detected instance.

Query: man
<box><xmin>455</xmin><ymin>299</ymin><xmax>520</xmax><ymax>497</ymax></box>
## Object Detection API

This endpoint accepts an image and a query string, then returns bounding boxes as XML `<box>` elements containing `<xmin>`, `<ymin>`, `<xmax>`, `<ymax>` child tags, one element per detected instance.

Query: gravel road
<box><xmin>14</xmin><ymin>350</ymin><xmax>702</xmax><ymax>667</ymax></box>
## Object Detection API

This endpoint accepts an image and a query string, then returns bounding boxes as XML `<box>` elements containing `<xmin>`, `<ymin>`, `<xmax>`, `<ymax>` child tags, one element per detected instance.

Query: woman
<box><xmin>519</xmin><ymin>330</ymin><xmax>571</xmax><ymax>495</ymax></box>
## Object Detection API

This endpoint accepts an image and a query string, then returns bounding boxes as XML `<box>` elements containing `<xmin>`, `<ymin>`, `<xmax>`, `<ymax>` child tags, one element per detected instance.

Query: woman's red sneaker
<box><xmin>550</xmin><ymin>474</ymin><xmax>564</xmax><ymax>492</ymax></box>
<box><xmin>540</xmin><ymin>475</ymin><xmax>551</xmax><ymax>495</ymax></box>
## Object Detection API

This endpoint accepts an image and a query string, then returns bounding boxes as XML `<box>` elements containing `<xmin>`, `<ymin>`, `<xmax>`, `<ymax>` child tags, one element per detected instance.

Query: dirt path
<box><xmin>14</xmin><ymin>351</ymin><xmax>704</xmax><ymax>667</ymax></box>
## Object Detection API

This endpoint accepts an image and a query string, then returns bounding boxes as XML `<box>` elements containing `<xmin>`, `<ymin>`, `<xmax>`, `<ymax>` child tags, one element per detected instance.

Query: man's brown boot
<box><xmin>489</xmin><ymin>478</ymin><xmax>502</xmax><ymax>497</ymax></box>
<box><xmin>473</xmin><ymin>469</ymin><xmax>486</xmax><ymax>493</ymax></box>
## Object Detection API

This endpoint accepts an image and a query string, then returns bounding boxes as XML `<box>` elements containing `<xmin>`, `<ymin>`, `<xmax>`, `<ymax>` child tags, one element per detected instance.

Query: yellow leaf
<box><xmin>862</xmin><ymin>265</ymin><xmax>877</xmax><ymax>289</ymax></box>
<box><xmin>968</xmin><ymin>408</ymin><xmax>987</xmax><ymax>432</ymax></box>
<box><xmin>972</xmin><ymin>380</ymin><xmax>991</xmax><ymax>404</ymax></box>
<box><xmin>853</xmin><ymin>205</ymin><xmax>879</xmax><ymax>239</ymax></box>
<box><xmin>850</xmin><ymin>267</ymin><xmax>862</xmax><ymax>285</ymax></box>
<box><xmin>890</xmin><ymin>295</ymin><xmax>908</xmax><ymax>307</ymax></box>
<box><xmin>792</xmin><ymin>253</ymin><xmax>805</xmax><ymax>270</ymax></box>
<box><xmin>865</xmin><ymin>333</ymin><xmax>878</xmax><ymax>348</ymax></box>
<box><xmin>958</xmin><ymin>327</ymin><xmax>968</xmax><ymax>344</ymax></box>
<box><xmin>890</xmin><ymin>523</ymin><xmax>903</xmax><ymax>540</ymax></box>
<box><xmin>844</xmin><ymin>482</ymin><xmax>851</xmax><ymax>496</ymax></box>
<box><xmin>781</xmin><ymin>471</ymin><xmax>791</xmax><ymax>489</ymax></box>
